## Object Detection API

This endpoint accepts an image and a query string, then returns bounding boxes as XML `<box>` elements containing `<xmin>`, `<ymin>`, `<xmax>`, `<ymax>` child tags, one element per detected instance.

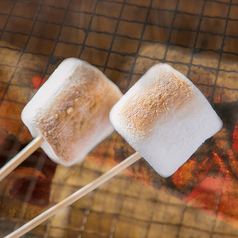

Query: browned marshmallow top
<box><xmin>119</xmin><ymin>69</ymin><xmax>194</xmax><ymax>138</ymax></box>
<box><xmin>37</xmin><ymin>64</ymin><xmax>118</xmax><ymax>162</ymax></box>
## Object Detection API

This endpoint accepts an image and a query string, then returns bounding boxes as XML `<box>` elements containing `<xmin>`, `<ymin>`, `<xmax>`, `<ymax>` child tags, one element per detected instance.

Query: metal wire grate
<box><xmin>0</xmin><ymin>0</ymin><xmax>238</xmax><ymax>237</ymax></box>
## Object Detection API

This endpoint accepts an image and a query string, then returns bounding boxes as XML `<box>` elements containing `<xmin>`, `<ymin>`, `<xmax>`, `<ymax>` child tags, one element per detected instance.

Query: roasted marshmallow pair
<box><xmin>22</xmin><ymin>58</ymin><xmax>223</xmax><ymax>178</ymax></box>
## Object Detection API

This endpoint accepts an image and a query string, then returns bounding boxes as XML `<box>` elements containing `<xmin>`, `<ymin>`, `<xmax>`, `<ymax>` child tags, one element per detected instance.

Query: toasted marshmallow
<box><xmin>22</xmin><ymin>58</ymin><xmax>122</xmax><ymax>166</ymax></box>
<box><xmin>110</xmin><ymin>63</ymin><xmax>222</xmax><ymax>178</ymax></box>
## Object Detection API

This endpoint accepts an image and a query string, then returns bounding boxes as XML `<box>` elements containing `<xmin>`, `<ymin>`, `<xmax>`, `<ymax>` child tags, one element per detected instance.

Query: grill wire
<box><xmin>0</xmin><ymin>0</ymin><xmax>238</xmax><ymax>237</ymax></box>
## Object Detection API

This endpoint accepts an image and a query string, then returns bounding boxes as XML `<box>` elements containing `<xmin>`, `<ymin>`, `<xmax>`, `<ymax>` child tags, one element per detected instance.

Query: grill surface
<box><xmin>0</xmin><ymin>0</ymin><xmax>238</xmax><ymax>237</ymax></box>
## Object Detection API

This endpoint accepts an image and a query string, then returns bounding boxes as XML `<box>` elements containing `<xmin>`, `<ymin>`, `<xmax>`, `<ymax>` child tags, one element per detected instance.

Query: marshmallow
<box><xmin>22</xmin><ymin>58</ymin><xmax>122</xmax><ymax>166</ymax></box>
<box><xmin>110</xmin><ymin>64</ymin><xmax>222</xmax><ymax>178</ymax></box>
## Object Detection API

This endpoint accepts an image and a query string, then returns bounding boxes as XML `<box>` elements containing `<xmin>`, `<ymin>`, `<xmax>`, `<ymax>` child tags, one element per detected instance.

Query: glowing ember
<box><xmin>232</xmin><ymin>123</ymin><xmax>238</xmax><ymax>153</ymax></box>
<box><xmin>10</xmin><ymin>176</ymin><xmax>50</xmax><ymax>206</ymax></box>
<box><xmin>171</xmin><ymin>159</ymin><xmax>197</xmax><ymax>189</ymax></box>
<box><xmin>32</xmin><ymin>76</ymin><xmax>46</xmax><ymax>92</ymax></box>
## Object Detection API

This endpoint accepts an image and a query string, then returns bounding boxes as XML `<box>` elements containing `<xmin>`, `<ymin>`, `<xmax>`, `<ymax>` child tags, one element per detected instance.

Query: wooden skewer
<box><xmin>5</xmin><ymin>152</ymin><xmax>142</xmax><ymax>238</ymax></box>
<box><xmin>0</xmin><ymin>135</ymin><xmax>44</xmax><ymax>182</ymax></box>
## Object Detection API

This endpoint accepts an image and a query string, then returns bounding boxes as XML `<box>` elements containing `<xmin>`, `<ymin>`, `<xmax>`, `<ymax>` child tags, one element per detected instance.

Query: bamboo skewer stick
<box><xmin>5</xmin><ymin>152</ymin><xmax>142</xmax><ymax>238</ymax></box>
<box><xmin>0</xmin><ymin>136</ymin><xmax>44</xmax><ymax>182</ymax></box>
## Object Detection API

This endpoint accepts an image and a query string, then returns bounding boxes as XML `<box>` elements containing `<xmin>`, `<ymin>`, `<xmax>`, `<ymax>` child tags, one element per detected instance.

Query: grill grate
<box><xmin>0</xmin><ymin>0</ymin><xmax>238</xmax><ymax>237</ymax></box>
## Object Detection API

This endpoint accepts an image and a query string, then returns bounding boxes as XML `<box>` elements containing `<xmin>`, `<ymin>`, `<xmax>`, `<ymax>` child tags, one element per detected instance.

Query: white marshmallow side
<box><xmin>110</xmin><ymin>63</ymin><xmax>223</xmax><ymax>178</ymax></box>
<box><xmin>22</xmin><ymin>58</ymin><xmax>122</xmax><ymax>165</ymax></box>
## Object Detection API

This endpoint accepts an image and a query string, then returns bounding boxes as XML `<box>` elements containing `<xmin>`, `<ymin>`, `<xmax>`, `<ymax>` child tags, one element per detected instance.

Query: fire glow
<box><xmin>32</xmin><ymin>76</ymin><xmax>46</xmax><ymax>92</ymax></box>
<box><xmin>178</xmin><ymin>102</ymin><xmax>238</xmax><ymax>227</ymax></box>
<box><xmin>1</xmin><ymin>76</ymin><xmax>238</xmax><ymax>228</ymax></box>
